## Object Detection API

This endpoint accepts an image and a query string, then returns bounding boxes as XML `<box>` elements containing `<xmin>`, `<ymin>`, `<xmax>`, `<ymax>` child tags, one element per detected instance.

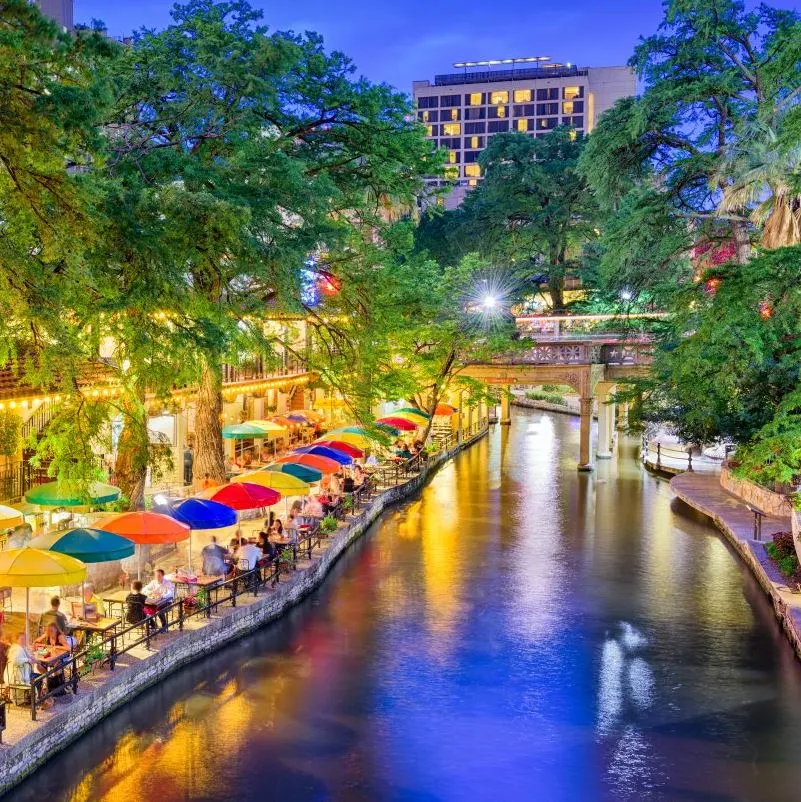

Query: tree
<box><xmin>581</xmin><ymin>0</ymin><xmax>801</xmax><ymax>304</ymax></box>
<box><xmin>102</xmin><ymin>0</ymin><xmax>432</xmax><ymax>484</ymax></box>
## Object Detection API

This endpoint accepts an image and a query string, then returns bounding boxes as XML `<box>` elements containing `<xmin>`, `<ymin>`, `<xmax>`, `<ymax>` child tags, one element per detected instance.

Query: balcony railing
<box><xmin>221</xmin><ymin>357</ymin><xmax>309</xmax><ymax>386</ymax></box>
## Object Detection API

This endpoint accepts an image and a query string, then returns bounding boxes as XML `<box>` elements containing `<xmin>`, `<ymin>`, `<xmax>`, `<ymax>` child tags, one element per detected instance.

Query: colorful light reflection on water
<box><xmin>10</xmin><ymin>410</ymin><xmax>801</xmax><ymax>801</ymax></box>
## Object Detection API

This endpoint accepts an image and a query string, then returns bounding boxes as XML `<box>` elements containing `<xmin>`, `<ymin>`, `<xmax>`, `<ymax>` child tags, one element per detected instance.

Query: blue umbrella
<box><xmin>264</xmin><ymin>463</ymin><xmax>323</xmax><ymax>483</ymax></box>
<box><xmin>293</xmin><ymin>445</ymin><xmax>353</xmax><ymax>465</ymax></box>
<box><xmin>172</xmin><ymin>498</ymin><xmax>237</xmax><ymax>529</ymax></box>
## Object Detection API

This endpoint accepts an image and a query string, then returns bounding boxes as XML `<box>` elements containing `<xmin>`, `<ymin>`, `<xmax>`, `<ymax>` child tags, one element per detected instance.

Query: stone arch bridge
<box><xmin>461</xmin><ymin>338</ymin><xmax>652</xmax><ymax>470</ymax></box>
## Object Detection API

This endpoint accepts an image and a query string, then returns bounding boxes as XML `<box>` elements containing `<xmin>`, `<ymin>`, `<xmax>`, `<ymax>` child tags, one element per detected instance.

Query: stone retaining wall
<box><xmin>0</xmin><ymin>428</ymin><xmax>488</xmax><ymax>796</ymax></box>
<box><xmin>720</xmin><ymin>466</ymin><xmax>794</xmax><ymax>518</ymax></box>
<box><xmin>512</xmin><ymin>397</ymin><xmax>597</xmax><ymax>418</ymax></box>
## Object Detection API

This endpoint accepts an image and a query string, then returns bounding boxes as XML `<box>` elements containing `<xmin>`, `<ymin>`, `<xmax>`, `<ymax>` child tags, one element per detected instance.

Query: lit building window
<box><xmin>517</xmin><ymin>118</ymin><xmax>528</xmax><ymax>132</ymax></box>
<box><xmin>422</xmin><ymin>110</ymin><xmax>430</xmax><ymax>122</ymax></box>
<box><xmin>468</xmin><ymin>178</ymin><xmax>478</xmax><ymax>186</ymax></box>
<box><xmin>426</xmin><ymin>125</ymin><xmax>433</xmax><ymax>137</ymax></box>
<box><xmin>469</xmin><ymin>93</ymin><xmax>482</xmax><ymax>105</ymax></box>
<box><xmin>470</xmin><ymin>136</ymin><xmax>479</xmax><ymax>148</ymax></box>
<box><xmin>450</xmin><ymin>108</ymin><xmax>459</xmax><ymax>121</ymax></box>
<box><xmin>490</xmin><ymin>90</ymin><xmax>509</xmax><ymax>104</ymax></box>
<box><xmin>442</xmin><ymin>122</ymin><xmax>461</xmax><ymax>136</ymax></box>
<box><xmin>539</xmin><ymin>118</ymin><xmax>548</xmax><ymax>128</ymax></box>
<box><xmin>448</xmin><ymin>150</ymin><xmax>457</xmax><ymax>164</ymax></box>
<box><xmin>465</xmin><ymin>164</ymin><xmax>481</xmax><ymax>178</ymax></box>
<box><xmin>496</xmin><ymin>106</ymin><xmax>506</xmax><ymax>118</ymax></box>
<box><xmin>444</xmin><ymin>166</ymin><xmax>459</xmax><ymax>179</ymax></box>
<box><xmin>513</xmin><ymin>89</ymin><xmax>532</xmax><ymax>103</ymax></box>
<box><xmin>562</xmin><ymin>101</ymin><xmax>574</xmax><ymax>115</ymax></box>
<box><xmin>564</xmin><ymin>86</ymin><xmax>582</xmax><ymax>100</ymax></box>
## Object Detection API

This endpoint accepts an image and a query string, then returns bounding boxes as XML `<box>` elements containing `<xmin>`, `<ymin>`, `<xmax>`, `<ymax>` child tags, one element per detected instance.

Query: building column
<box><xmin>174</xmin><ymin>411</ymin><xmax>188</xmax><ymax>487</ymax></box>
<box><xmin>578</xmin><ymin>397</ymin><xmax>593</xmax><ymax>471</ymax></box>
<box><xmin>595</xmin><ymin>382</ymin><xmax>616</xmax><ymax>460</ymax></box>
<box><xmin>500</xmin><ymin>387</ymin><xmax>512</xmax><ymax>425</ymax></box>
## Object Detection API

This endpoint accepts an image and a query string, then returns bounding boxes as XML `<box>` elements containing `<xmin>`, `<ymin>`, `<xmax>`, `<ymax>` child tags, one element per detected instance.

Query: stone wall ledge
<box><xmin>511</xmin><ymin>397</ymin><xmax>598</xmax><ymax>419</ymax></box>
<box><xmin>0</xmin><ymin>427</ymin><xmax>488</xmax><ymax>797</ymax></box>
<box><xmin>720</xmin><ymin>466</ymin><xmax>794</xmax><ymax>519</ymax></box>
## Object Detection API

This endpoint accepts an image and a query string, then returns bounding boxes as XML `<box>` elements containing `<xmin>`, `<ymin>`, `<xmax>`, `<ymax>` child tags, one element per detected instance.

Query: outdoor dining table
<box><xmin>165</xmin><ymin>574</ymin><xmax>222</xmax><ymax>599</ymax></box>
<box><xmin>32</xmin><ymin>645</ymin><xmax>70</xmax><ymax>670</ymax></box>
<box><xmin>69</xmin><ymin>617</ymin><xmax>119</xmax><ymax>638</ymax></box>
<box><xmin>102</xmin><ymin>590</ymin><xmax>130</xmax><ymax>619</ymax></box>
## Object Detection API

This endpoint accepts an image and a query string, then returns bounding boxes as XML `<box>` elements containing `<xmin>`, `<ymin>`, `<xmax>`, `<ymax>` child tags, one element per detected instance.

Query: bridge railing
<box><xmin>472</xmin><ymin>339</ymin><xmax>653</xmax><ymax>367</ymax></box>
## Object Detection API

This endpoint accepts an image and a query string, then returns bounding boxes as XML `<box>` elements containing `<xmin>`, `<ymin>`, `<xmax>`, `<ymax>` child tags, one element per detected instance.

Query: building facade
<box><xmin>413</xmin><ymin>58</ymin><xmax>636</xmax><ymax>208</ymax></box>
<box><xmin>36</xmin><ymin>0</ymin><xmax>74</xmax><ymax>29</ymax></box>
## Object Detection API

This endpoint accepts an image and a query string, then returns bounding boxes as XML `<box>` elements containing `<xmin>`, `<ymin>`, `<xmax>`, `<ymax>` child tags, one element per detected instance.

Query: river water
<box><xmin>10</xmin><ymin>409</ymin><xmax>801</xmax><ymax>802</ymax></box>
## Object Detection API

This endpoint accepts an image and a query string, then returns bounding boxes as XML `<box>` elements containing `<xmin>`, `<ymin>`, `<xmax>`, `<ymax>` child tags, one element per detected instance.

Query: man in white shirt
<box><xmin>236</xmin><ymin>540</ymin><xmax>262</xmax><ymax>571</ymax></box>
<box><xmin>142</xmin><ymin>568</ymin><xmax>175</xmax><ymax>632</ymax></box>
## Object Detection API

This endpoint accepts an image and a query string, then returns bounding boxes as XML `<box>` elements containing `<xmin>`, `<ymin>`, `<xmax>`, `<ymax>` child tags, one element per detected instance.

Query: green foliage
<box><xmin>525</xmin><ymin>391</ymin><xmax>565</xmax><ymax>405</ymax></box>
<box><xmin>0</xmin><ymin>410</ymin><xmax>21</xmax><ymax>457</ymax></box>
<box><xmin>320</xmin><ymin>515</ymin><xmax>338</xmax><ymax>533</ymax></box>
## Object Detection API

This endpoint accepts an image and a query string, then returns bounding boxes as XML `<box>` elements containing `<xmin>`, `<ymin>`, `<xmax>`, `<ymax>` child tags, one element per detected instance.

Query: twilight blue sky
<box><xmin>74</xmin><ymin>0</ymin><xmax>800</xmax><ymax>93</ymax></box>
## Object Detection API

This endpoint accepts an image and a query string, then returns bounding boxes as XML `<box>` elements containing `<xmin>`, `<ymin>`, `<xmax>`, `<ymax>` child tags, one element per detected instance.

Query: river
<box><xmin>9</xmin><ymin>409</ymin><xmax>801</xmax><ymax>802</ymax></box>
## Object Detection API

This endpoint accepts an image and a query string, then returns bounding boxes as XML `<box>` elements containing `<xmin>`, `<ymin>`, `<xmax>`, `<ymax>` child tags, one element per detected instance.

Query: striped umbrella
<box><xmin>200</xmin><ymin>482</ymin><xmax>282</xmax><ymax>510</ymax></box>
<box><xmin>232</xmin><ymin>471</ymin><xmax>311</xmax><ymax>496</ymax></box>
<box><xmin>26</xmin><ymin>481</ymin><xmax>121</xmax><ymax>507</ymax></box>
<box><xmin>314</xmin><ymin>440</ymin><xmax>365</xmax><ymax>459</ymax></box>
<box><xmin>314</xmin><ymin>431</ymin><xmax>371</xmax><ymax>449</ymax></box>
<box><xmin>265</xmin><ymin>463</ymin><xmax>323</xmax><ymax>484</ymax></box>
<box><xmin>273</xmin><ymin>453</ymin><xmax>341</xmax><ymax>475</ymax></box>
<box><xmin>292</xmin><ymin>445</ymin><xmax>353</xmax><ymax>465</ymax></box>
<box><xmin>29</xmin><ymin>528</ymin><xmax>135</xmax><ymax>564</ymax></box>
<box><xmin>377</xmin><ymin>416</ymin><xmax>418</xmax><ymax>431</ymax></box>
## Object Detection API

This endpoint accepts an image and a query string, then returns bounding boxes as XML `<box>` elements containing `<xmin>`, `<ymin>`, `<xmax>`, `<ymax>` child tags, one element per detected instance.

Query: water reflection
<box><xmin>9</xmin><ymin>410</ymin><xmax>801</xmax><ymax>802</ymax></box>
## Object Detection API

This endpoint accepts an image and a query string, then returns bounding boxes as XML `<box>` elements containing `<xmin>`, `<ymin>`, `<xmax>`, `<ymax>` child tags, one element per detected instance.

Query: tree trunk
<box><xmin>194</xmin><ymin>358</ymin><xmax>227</xmax><ymax>484</ymax></box>
<box><xmin>731</xmin><ymin>219</ymin><xmax>752</xmax><ymax>264</ymax></box>
<box><xmin>115</xmin><ymin>390</ymin><xmax>148</xmax><ymax>511</ymax></box>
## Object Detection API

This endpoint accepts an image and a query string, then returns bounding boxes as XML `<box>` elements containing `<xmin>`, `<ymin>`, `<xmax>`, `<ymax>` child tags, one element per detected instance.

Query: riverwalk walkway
<box><xmin>671</xmin><ymin>472</ymin><xmax>801</xmax><ymax>657</ymax></box>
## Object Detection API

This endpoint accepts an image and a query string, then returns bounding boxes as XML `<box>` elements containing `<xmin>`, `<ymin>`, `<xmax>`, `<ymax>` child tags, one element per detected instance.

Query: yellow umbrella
<box><xmin>0</xmin><ymin>504</ymin><xmax>24</xmax><ymax>528</ymax></box>
<box><xmin>232</xmin><ymin>470</ymin><xmax>311</xmax><ymax>496</ymax></box>
<box><xmin>314</xmin><ymin>431</ymin><xmax>372</xmax><ymax>448</ymax></box>
<box><xmin>0</xmin><ymin>547</ymin><xmax>87</xmax><ymax>643</ymax></box>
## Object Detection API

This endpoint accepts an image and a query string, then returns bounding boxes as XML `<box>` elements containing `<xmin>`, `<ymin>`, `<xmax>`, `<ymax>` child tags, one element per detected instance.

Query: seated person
<box><xmin>201</xmin><ymin>535</ymin><xmax>228</xmax><ymax>577</ymax></box>
<box><xmin>303</xmin><ymin>496</ymin><xmax>324</xmax><ymax>519</ymax></box>
<box><xmin>125</xmin><ymin>581</ymin><xmax>147</xmax><ymax>625</ymax></box>
<box><xmin>242</xmin><ymin>452</ymin><xmax>253</xmax><ymax>468</ymax></box>
<box><xmin>256</xmin><ymin>531</ymin><xmax>277</xmax><ymax>561</ymax></box>
<box><xmin>353</xmin><ymin>465</ymin><xmax>365</xmax><ymax>487</ymax></box>
<box><xmin>395</xmin><ymin>444</ymin><xmax>413</xmax><ymax>460</ymax></box>
<box><xmin>342</xmin><ymin>473</ymin><xmax>355</xmax><ymax>494</ymax></box>
<box><xmin>236</xmin><ymin>539</ymin><xmax>262</xmax><ymax>571</ymax></box>
<box><xmin>80</xmin><ymin>583</ymin><xmax>102</xmax><ymax>618</ymax></box>
<box><xmin>4</xmin><ymin>632</ymin><xmax>34</xmax><ymax>685</ymax></box>
<box><xmin>142</xmin><ymin>569</ymin><xmax>175</xmax><ymax>632</ymax></box>
<box><xmin>364</xmin><ymin>452</ymin><xmax>379</xmax><ymax>468</ymax></box>
<box><xmin>271</xmin><ymin>519</ymin><xmax>284</xmax><ymax>539</ymax></box>
<box><xmin>38</xmin><ymin>596</ymin><xmax>70</xmax><ymax>637</ymax></box>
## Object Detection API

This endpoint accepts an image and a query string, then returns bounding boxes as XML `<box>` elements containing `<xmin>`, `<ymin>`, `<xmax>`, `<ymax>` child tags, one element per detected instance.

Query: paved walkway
<box><xmin>671</xmin><ymin>473</ymin><xmax>801</xmax><ymax>642</ymax></box>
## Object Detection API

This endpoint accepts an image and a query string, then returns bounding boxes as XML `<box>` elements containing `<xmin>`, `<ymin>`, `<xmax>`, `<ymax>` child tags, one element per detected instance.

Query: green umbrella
<box><xmin>222</xmin><ymin>423</ymin><xmax>271</xmax><ymax>440</ymax></box>
<box><xmin>395</xmin><ymin>407</ymin><xmax>431</xmax><ymax>419</ymax></box>
<box><xmin>25</xmin><ymin>481</ymin><xmax>121</xmax><ymax>507</ymax></box>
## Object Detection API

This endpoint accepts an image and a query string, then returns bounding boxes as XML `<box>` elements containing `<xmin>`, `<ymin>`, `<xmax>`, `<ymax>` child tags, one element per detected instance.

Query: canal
<box><xmin>10</xmin><ymin>409</ymin><xmax>801</xmax><ymax>802</ymax></box>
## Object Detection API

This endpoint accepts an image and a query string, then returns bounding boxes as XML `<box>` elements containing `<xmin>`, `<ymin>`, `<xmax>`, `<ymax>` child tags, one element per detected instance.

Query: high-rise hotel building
<box><xmin>413</xmin><ymin>58</ymin><xmax>635</xmax><ymax>208</ymax></box>
<box><xmin>36</xmin><ymin>0</ymin><xmax>74</xmax><ymax>29</ymax></box>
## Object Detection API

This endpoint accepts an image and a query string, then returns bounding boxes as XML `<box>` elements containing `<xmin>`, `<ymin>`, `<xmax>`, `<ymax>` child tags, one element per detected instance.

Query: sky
<box><xmin>74</xmin><ymin>0</ymin><xmax>800</xmax><ymax>94</ymax></box>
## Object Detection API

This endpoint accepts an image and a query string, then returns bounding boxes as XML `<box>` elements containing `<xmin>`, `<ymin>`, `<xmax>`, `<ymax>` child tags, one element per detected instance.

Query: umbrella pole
<box><xmin>25</xmin><ymin>587</ymin><xmax>30</xmax><ymax>645</ymax></box>
<box><xmin>137</xmin><ymin>544</ymin><xmax>141</xmax><ymax>581</ymax></box>
<box><xmin>188</xmin><ymin>530</ymin><xmax>192</xmax><ymax>571</ymax></box>
<box><xmin>82</xmin><ymin>580</ymin><xmax>86</xmax><ymax>620</ymax></box>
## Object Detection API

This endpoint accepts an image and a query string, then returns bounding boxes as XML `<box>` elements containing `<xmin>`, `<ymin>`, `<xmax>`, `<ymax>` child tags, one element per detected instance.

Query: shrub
<box><xmin>525</xmin><ymin>391</ymin><xmax>565</xmax><ymax>405</ymax></box>
<box><xmin>779</xmin><ymin>554</ymin><xmax>799</xmax><ymax>578</ymax></box>
<box><xmin>541</xmin><ymin>384</ymin><xmax>571</xmax><ymax>393</ymax></box>
<box><xmin>320</xmin><ymin>514</ymin><xmax>338</xmax><ymax>533</ymax></box>
<box><xmin>772</xmin><ymin>531</ymin><xmax>796</xmax><ymax>559</ymax></box>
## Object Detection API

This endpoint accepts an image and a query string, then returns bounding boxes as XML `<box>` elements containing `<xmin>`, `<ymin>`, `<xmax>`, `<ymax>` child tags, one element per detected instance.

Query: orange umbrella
<box><xmin>271</xmin><ymin>415</ymin><xmax>301</xmax><ymax>429</ymax></box>
<box><xmin>95</xmin><ymin>511</ymin><xmax>189</xmax><ymax>544</ymax></box>
<box><xmin>434</xmin><ymin>403</ymin><xmax>459</xmax><ymax>416</ymax></box>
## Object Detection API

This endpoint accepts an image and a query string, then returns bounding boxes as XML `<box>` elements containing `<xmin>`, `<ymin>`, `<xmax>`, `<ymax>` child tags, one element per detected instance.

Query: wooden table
<box><xmin>166</xmin><ymin>574</ymin><xmax>222</xmax><ymax>598</ymax></box>
<box><xmin>69</xmin><ymin>617</ymin><xmax>119</xmax><ymax>637</ymax></box>
<box><xmin>32</xmin><ymin>646</ymin><xmax>69</xmax><ymax>669</ymax></box>
<box><xmin>102</xmin><ymin>590</ymin><xmax>130</xmax><ymax>619</ymax></box>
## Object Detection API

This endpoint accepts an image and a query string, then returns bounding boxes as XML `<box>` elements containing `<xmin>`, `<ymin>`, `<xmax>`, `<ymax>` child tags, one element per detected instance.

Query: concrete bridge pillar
<box><xmin>596</xmin><ymin>382</ymin><xmax>617</xmax><ymax>460</ymax></box>
<box><xmin>578</xmin><ymin>397</ymin><xmax>594</xmax><ymax>471</ymax></box>
<box><xmin>500</xmin><ymin>387</ymin><xmax>512</xmax><ymax>425</ymax></box>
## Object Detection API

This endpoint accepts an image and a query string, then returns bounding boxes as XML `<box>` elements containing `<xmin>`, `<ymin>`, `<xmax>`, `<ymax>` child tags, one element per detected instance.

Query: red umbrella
<box><xmin>377</xmin><ymin>416</ymin><xmax>418</xmax><ymax>431</ymax></box>
<box><xmin>314</xmin><ymin>440</ymin><xmax>365</xmax><ymax>459</ymax></box>
<box><xmin>200</xmin><ymin>482</ymin><xmax>281</xmax><ymax>510</ymax></box>
<box><xmin>273</xmin><ymin>453</ymin><xmax>341</xmax><ymax>475</ymax></box>
<box><xmin>95</xmin><ymin>511</ymin><xmax>190</xmax><ymax>545</ymax></box>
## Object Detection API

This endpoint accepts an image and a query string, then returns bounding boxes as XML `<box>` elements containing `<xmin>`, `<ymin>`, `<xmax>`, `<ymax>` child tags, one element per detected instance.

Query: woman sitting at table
<box><xmin>271</xmin><ymin>519</ymin><xmax>284</xmax><ymax>539</ymax></box>
<box><xmin>35</xmin><ymin>622</ymin><xmax>70</xmax><ymax>655</ymax></box>
<box><xmin>34</xmin><ymin>623</ymin><xmax>70</xmax><ymax>696</ymax></box>
<box><xmin>353</xmin><ymin>465</ymin><xmax>365</xmax><ymax>487</ymax></box>
<box><xmin>256</xmin><ymin>531</ymin><xmax>277</xmax><ymax>561</ymax></box>
<box><xmin>81</xmin><ymin>583</ymin><xmax>102</xmax><ymax>613</ymax></box>
<box><xmin>303</xmin><ymin>495</ymin><xmax>324</xmax><ymax>519</ymax></box>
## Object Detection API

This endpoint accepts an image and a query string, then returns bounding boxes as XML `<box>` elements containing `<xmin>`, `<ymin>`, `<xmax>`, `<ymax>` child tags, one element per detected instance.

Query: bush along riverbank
<box><xmin>0</xmin><ymin>426</ymin><xmax>489</xmax><ymax>798</ymax></box>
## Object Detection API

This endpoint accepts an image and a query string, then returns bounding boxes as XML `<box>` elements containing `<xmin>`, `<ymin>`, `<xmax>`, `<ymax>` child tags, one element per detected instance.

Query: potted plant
<box><xmin>320</xmin><ymin>514</ymin><xmax>338</xmax><ymax>534</ymax></box>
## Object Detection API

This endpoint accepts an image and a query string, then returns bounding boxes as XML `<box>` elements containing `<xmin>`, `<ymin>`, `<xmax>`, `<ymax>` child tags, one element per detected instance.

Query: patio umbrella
<box><xmin>293</xmin><ymin>445</ymin><xmax>353</xmax><ymax>465</ymax></box>
<box><xmin>29</xmin><ymin>528</ymin><xmax>135</xmax><ymax>619</ymax></box>
<box><xmin>0</xmin><ymin>548</ymin><xmax>87</xmax><ymax>643</ymax></box>
<box><xmin>395</xmin><ymin>407</ymin><xmax>432</xmax><ymax>420</ymax></box>
<box><xmin>222</xmin><ymin>423</ymin><xmax>270</xmax><ymax>440</ymax></box>
<box><xmin>25</xmin><ymin>481</ymin><xmax>121</xmax><ymax>507</ymax></box>
<box><xmin>286</xmin><ymin>413</ymin><xmax>311</xmax><ymax>423</ymax></box>
<box><xmin>377</xmin><ymin>416</ymin><xmax>418</xmax><ymax>431</ymax></box>
<box><xmin>233</xmin><ymin>471</ymin><xmax>311</xmax><ymax>495</ymax></box>
<box><xmin>434</xmin><ymin>403</ymin><xmax>459</xmax><ymax>416</ymax></box>
<box><xmin>245</xmin><ymin>420</ymin><xmax>288</xmax><ymax>435</ymax></box>
<box><xmin>314</xmin><ymin>440</ymin><xmax>365</xmax><ymax>459</ymax></box>
<box><xmin>314</xmin><ymin>432</ymin><xmax>371</xmax><ymax>450</ymax></box>
<box><xmin>389</xmin><ymin>409</ymin><xmax>429</xmax><ymax>425</ymax></box>
<box><xmin>0</xmin><ymin>504</ymin><xmax>24</xmax><ymax>528</ymax></box>
<box><xmin>29</xmin><ymin>528</ymin><xmax>135</xmax><ymax>564</ymax></box>
<box><xmin>270</xmin><ymin>416</ymin><xmax>301</xmax><ymax>429</ymax></box>
<box><xmin>265</xmin><ymin>463</ymin><xmax>323</xmax><ymax>484</ymax></box>
<box><xmin>172</xmin><ymin>499</ymin><xmax>237</xmax><ymax>529</ymax></box>
<box><xmin>96</xmin><ymin>511</ymin><xmax>191</xmax><ymax>577</ymax></box>
<box><xmin>273</xmin><ymin>453</ymin><xmax>341</xmax><ymax>475</ymax></box>
<box><xmin>200</xmin><ymin>482</ymin><xmax>281</xmax><ymax>509</ymax></box>
<box><xmin>297</xmin><ymin>409</ymin><xmax>325</xmax><ymax>422</ymax></box>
